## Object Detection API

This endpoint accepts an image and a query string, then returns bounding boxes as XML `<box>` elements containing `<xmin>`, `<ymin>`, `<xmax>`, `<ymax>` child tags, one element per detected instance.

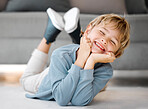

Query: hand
<box><xmin>88</xmin><ymin>52</ymin><xmax>116</xmax><ymax>64</ymax></box>
<box><xmin>79</xmin><ymin>36</ymin><xmax>92</xmax><ymax>59</ymax></box>
<box><xmin>75</xmin><ymin>35</ymin><xmax>92</xmax><ymax>68</ymax></box>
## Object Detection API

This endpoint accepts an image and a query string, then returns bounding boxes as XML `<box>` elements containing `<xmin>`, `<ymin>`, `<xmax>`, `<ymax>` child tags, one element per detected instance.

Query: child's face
<box><xmin>86</xmin><ymin>23</ymin><xmax>121</xmax><ymax>54</ymax></box>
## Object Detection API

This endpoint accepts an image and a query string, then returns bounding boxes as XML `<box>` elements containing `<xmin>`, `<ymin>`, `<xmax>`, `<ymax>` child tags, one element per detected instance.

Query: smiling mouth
<box><xmin>94</xmin><ymin>41</ymin><xmax>105</xmax><ymax>51</ymax></box>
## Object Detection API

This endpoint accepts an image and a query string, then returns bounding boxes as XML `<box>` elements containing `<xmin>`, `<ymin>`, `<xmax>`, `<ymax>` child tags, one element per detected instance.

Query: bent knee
<box><xmin>20</xmin><ymin>76</ymin><xmax>38</xmax><ymax>93</ymax></box>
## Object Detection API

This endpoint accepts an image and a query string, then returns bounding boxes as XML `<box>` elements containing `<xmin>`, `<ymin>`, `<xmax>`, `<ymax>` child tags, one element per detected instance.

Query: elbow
<box><xmin>71</xmin><ymin>98</ymin><xmax>91</xmax><ymax>106</ymax></box>
<box><xmin>53</xmin><ymin>91</ymin><xmax>69</xmax><ymax>106</ymax></box>
<box><xmin>56</xmin><ymin>97</ymin><xmax>91</xmax><ymax>106</ymax></box>
<box><xmin>52</xmin><ymin>88</ymin><xmax>70</xmax><ymax>106</ymax></box>
<box><xmin>71</xmin><ymin>101</ymin><xmax>89</xmax><ymax>106</ymax></box>
<box><xmin>56</xmin><ymin>99</ymin><xmax>68</xmax><ymax>106</ymax></box>
<box><xmin>71</xmin><ymin>94</ymin><xmax>94</xmax><ymax>106</ymax></box>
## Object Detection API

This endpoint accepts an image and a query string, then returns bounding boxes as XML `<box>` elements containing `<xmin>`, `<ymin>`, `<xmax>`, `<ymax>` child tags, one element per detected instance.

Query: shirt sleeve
<box><xmin>49</xmin><ymin>54</ymin><xmax>82</xmax><ymax>106</ymax></box>
<box><xmin>71</xmin><ymin>64</ymin><xmax>113</xmax><ymax>106</ymax></box>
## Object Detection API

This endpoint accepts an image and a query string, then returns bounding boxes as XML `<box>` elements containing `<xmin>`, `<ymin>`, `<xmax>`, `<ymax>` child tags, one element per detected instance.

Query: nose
<box><xmin>101</xmin><ymin>39</ymin><xmax>107</xmax><ymax>45</ymax></box>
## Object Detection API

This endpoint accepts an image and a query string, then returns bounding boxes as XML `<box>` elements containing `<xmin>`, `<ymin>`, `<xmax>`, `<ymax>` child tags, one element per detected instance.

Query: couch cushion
<box><xmin>125</xmin><ymin>0</ymin><xmax>148</xmax><ymax>14</ymax></box>
<box><xmin>145</xmin><ymin>0</ymin><xmax>148</xmax><ymax>8</ymax></box>
<box><xmin>70</xmin><ymin>0</ymin><xmax>127</xmax><ymax>14</ymax></box>
<box><xmin>125</xmin><ymin>14</ymin><xmax>148</xmax><ymax>42</ymax></box>
<box><xmin>1</xmin><ymin>12</ymin><xmax>148</xmax><ymax>42</ymax></box>
<box><xmin>5</xmin><ymin>0</ymin><xmax>70</xmax><ymax>12</ymax></box>
<box><xmin>111</xmin><ymin>42</ymin><xmax>148</xmax><ymax>70</ymax></box>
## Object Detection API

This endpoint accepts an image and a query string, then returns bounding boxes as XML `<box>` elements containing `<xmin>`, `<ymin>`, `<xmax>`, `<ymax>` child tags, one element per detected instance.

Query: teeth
<box><xmin>96</xmin><ymin>42</ymin><xmax>104</xmax><ymax>50</ymax></box>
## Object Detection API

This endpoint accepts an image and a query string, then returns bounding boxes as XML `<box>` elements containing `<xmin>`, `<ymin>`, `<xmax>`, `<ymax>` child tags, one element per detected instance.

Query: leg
<box><xmin>37</xmin><ymin>38</ymin><xmax>51</xmax><ymax>54</ymax></box>
<box><xmin>64</xmin><ymin>7</ymin><xmax>81</xmax><ymax>44</ymax></box>
<box><xmin>44</xmin><ymin>8</ymin><xmax>64</xmax><ymax>44</ymax></box>
<box><xmin>20</xmin><ymin>8</ymin><xmax>64</xmax><ymax>93</ymax></box>
<box><xmin>20</xmin><ymin>38</ymin><xmax>51</xmax><ymax>93</ymax></box>
<box><xmin>69</xmin><ymin>21</ymin><xmax>81</xmax><ymax>44</ymax></box>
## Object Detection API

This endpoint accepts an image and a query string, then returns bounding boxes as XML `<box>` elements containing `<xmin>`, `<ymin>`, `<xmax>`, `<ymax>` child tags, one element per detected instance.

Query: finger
<box><xmin>106</xmin><ymin>52</ymin><xmax>115</xmax><ymax>57</ymax></box>
<box><xmin>81</xmin><ymin>36</ymin><xmax>92</xmax><ymax>46</ymax></box>
<box><xmin>83</xmin><ymin>36</ymin><xmax>88</xmax><ymax>43</ymax></box>
<box><xmin>86</xmin><ymin>38</ymin><xmax>91</xmax><ymax>41</ymax></box>
<box><xmin>109</xmin><ymin>56</ymin><xmax>116</xmax><ymax>62</ymax></box>
<box><xmin>86</xmin><ymin>39</ymin><xmax>91</xmax><ymax>43</ymax></box>
<box><xmin>109</xmin><ymin>52</ymin><xmax>115</xmax><ymax>56</ymax></box>
<box><xmin>84</xmin><ymin>37</ymin><xmax>91</xmax><ymax>42</ymax></box>
<box><xmin>84</xmin><ymin>33</ymin><xmax>88</xmax><ymax>38</ymax></box>
<box><xmin>81</xmin><ymin>36</ymin><xmax>86</xmax><ymax>43</ymax></box>
<box><xmin>110</xmin><ymin>53</ymin><xmax>116</xmax><ymax>59</ymax></box>
<box><xmin>88</xmin><ymin>42</ymin><xmax>92</xmax><ymax>47</ymax></box>
<box><xmin>80</xmin><ymin>37</ymin><xmax>83</xmax><ymax>44</ymax></box>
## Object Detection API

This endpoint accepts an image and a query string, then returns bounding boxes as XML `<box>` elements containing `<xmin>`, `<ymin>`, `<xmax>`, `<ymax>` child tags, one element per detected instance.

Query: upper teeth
<box><xmin>96</xmin><ymin>42</ymin><xmax>104</xmax><ymax>50</ymax></box>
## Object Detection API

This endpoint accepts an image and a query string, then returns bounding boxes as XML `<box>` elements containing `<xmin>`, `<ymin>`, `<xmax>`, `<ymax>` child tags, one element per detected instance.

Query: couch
<box><xmin>0</xmin><ymin>0</ymin><xmax>148</xmax><ymax>70</ymax></box>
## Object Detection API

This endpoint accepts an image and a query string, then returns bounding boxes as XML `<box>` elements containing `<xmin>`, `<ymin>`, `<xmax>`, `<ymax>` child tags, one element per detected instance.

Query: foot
<box><xmin>64</xmin><ymin>7</ymin><xmax>81</xmax><ymax>44</ymax></box>
<box><xmin>47</xmin><ymin>8</ymin><xmax>64</xmax><ymax>30</ymax></box>
<box><xmin>69</xmin><ymin>21</ymin><xmax>81</xmax><ymax>44</ymax></box>
<box><xmin>64</xmin><ymin>7</ymin><xmax>80</xmax><ymax>33</ymax></box>
<box><xmin>44</xmin><ymin>8</ymin><xmax>64</xmax><ymax>44</ymax></box>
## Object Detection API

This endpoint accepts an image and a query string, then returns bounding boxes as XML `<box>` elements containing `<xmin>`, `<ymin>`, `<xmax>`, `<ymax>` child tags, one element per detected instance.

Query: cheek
<box><xmin>106</xmin><ymin>43</ymin><xmax>113</xmax><ymax>50</ymax></box>
<box><xmin>86</xmin><ymin>34</ymin><xmax>93</xmax><ymax>42</ymax></box>
<box><xmin>87</xmin><ymin>33</ymin><xmax>97</xmax><ymax>42</ymax></box>
<box><xmin>107</xmin><ymin>44</ymin><xmax>118</xmax><ymax>53</ymax></box>
<box><xmin>87</xmin><ymin>34</ymin><xmax>91</xmax><ymax>38</ymax></box>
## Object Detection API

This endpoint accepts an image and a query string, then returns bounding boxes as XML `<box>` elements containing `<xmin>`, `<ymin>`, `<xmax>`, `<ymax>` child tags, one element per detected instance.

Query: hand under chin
<box><xmin>91</xmin><ymin>50</ymin><xmax>105</xmax><ymax>54</ymax></box>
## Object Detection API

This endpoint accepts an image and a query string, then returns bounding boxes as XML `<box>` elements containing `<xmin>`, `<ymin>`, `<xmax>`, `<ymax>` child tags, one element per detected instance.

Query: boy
<box><xmin>20</xmin><ymin>7</ymin><xmax>130</xmax><ymax>106</ymax></box>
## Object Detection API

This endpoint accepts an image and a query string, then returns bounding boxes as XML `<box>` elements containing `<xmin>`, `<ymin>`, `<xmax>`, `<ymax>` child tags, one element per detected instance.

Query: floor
<box><xmin>0</xmin><ymin>68</ymin><xmax>148</xmax><ymax>109</ymax></box>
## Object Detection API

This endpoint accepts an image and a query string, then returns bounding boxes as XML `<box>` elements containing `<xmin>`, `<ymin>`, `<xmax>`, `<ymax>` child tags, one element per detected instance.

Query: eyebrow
<box><xmin>102</xmin><ymin>27</ymin><xmax>109</xmax><ymax>33</ymax></box>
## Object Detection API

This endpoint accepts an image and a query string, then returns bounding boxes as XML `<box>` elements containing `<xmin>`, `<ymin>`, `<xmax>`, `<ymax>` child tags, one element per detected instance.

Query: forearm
<box><xmin>51</xmin><ymin>64</ymin><xmax>81</xmax><ymax>106</ymax></box>
<box><xmin>74</xmin><ymin>57</ymin><xmax>86</xmax><ymax>68</ymax></box>
<box><xmin>75</xmin><ymin>56</ymin><xmax>95</xmax><ymax>70</ymax></box>
<box><xmin>71</xmin><ymin>69</ymin><xmax>94</xmax><ymax>106</ymax></box>
<box><xmin>71</xmin><ymin>63</ymin><xmax>113</xmax><ymax>106</ymax></box>
<box><xmin>75</xmin><ymin>35</ymin><xmax>92</xmax><ymax>68</ymax></box>
<box><xmin>74</xmin><ymin>49</ymin><xmax>89</xmax><ymax>68</ymax></box>
<box><xmin>84</xmin><ymin>53</ymin><xmax>116</xmax><ymax>69</ymax></box>
<box><xmin>84</xmin><ymin>57</ymin><xmax>95</xmax><ymax>70</ymax></box>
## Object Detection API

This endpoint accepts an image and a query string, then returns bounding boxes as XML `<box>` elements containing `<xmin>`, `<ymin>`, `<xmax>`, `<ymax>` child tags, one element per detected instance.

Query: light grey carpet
<box><xmin>1</xmin><ymin>85</ymin><xmax>148</xmax><ymax>109</ymax></box>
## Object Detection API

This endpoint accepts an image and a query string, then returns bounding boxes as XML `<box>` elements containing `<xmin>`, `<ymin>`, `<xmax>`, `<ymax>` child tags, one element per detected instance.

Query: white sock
<box><xmin>64</xmin><ymin>7</ymin><xmax>80</xmax><ymax>33</ymax></box>
<box><xmin>47</xmin><ymin>8</ymin><xmax>64</xmax><ymax>30</ymax></box>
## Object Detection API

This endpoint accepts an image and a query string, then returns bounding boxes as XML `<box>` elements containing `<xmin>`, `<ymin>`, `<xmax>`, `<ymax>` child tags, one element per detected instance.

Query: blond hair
<box><xmin>84</xmin><ymin>14</ymin><xmax>130</xmax><ymax>58</ymax></box>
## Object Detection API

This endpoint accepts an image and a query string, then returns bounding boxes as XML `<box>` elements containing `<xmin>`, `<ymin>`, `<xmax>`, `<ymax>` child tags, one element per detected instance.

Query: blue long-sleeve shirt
<box><xmin>26</xmin><ymin>44</ymin><xmax>113</xmax><ymax>106</ymax></box>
